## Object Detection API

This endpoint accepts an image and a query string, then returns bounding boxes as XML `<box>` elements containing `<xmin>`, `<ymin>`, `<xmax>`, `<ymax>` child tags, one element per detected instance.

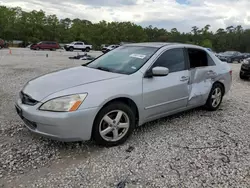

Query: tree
<box><xmin>1</xmin><ymin>5</ymin><xmax>250</xmax><ymax>52</ymax></box>
<box><xmin>201</xmin><ymin>39</ymin><xmax>213</xmax><ymax>48</ymax></box>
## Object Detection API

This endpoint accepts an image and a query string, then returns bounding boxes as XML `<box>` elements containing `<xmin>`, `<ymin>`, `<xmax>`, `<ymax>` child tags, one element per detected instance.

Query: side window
<box><xmin>153</xmin><ymin>48</ymin><xmax>186</xmax><ymax>73</ymax></box>
<box><xmin>187</xmin><ymin>48</ymin><xmax>208</xmax><ymax>68</ymax></box>
<box><xmin>75</xmin><ymin>42</ymin><xmax>83</xmax><ymax>45</ymax></box>
<box><xmin>207</xmin><ymin>54</ymin><xmax>216</xmax><ymax>66</ymax></box>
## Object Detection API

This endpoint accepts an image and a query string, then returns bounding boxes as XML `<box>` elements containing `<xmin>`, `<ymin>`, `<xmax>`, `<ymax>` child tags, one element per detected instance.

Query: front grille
<box><xmin>20</xmin><ymin>91</ymin><xmax>38</xmax><ymax>106</ymax></box>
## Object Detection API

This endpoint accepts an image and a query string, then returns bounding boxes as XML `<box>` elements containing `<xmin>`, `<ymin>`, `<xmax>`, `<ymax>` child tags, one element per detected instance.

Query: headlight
<box><xmin>243</xmin><ymin>59</ymin><xmax>249</xmax><ymax>65</ymax></box>
<box><xmin>39</xmin><ymin>93</ymin><xmax>87</xmax><ymax>112</ymax></box>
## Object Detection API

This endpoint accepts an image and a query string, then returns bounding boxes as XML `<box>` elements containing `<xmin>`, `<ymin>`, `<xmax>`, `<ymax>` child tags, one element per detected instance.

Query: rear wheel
<box><xmin>92</xmin><ymin>102</ymin><xmax>135</xmax><ymax>147</ymax></box>
<box><xmin>85</xmin><ymin>47</ymin><xmax>90</xmax><ymax>52</ymax></box>
<box><xmin>36</xmin><ymin>47</ymin><xmax>40</xmax><ymax>50</ymax></box>
<box><xmin>205</xmin><ymin>83</ymin><xmax>224</xmax><ymax>111</ymax></box>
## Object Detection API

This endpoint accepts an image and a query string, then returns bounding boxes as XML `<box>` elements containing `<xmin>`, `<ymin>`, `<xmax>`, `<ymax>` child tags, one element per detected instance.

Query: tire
<box><xmin>240</xmin><ymin>72</ymin><xmax>248</xmax><ymax>80</ymax></box>
<box><xmin>85</xmin><ymin>47</ymin><xmax>90</xmax><ymax>52</ymax></box>
<box><xmin>205</xmin><ymin>83</ymin><xmax>224</xmax><ymax>111</ymax></box>
<box><xmin>36</xmin><ymin>47</ymin><xmax>40</xmax><ymax>50</ymax></box>
<box><xmin>92</xmin><ymin>102</ymin><xmax>135</xmax><ymax>147</ymax></box>
<box><xmin>69</xmin><ymin>47</ymin><xmax>74</xmax><ymax>51</ymax></box>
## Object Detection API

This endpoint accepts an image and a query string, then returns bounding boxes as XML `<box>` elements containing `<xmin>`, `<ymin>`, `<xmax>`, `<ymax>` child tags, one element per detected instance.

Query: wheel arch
<box><xmin>213</xmin><ymin>81</ymin><xmax>225</xmax><ymax>95</ymax></box>
<box><xmin>98</xmin><ymin>97</ymin><xmax>139</xmax><ymax>122</ymax></box>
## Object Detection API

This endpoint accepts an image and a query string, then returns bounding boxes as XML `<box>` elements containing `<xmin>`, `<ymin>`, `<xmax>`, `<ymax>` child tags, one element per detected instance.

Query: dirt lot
<box><xmin>0</xmin><ymin>48</ymin><xmax>250</xmax><ymax>188</ymax></box>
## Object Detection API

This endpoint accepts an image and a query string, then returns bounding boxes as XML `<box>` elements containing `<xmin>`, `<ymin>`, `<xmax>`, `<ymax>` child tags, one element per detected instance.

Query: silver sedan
<box><xmin>15</xmin><ymin>43</ymin><xmax>232</xmax><ymax>146</ymax></box>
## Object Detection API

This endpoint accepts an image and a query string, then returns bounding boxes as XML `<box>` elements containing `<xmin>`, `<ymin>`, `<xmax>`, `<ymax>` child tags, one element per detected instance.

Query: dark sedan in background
<box><xmin>216</xmin><ymin>51</ymin><xmax>245</xmax><ymax>63</ymax></box>
<box><xmin>240</xmin><ymin>58</ymin><xmax>250</xmax><ymax>80</ymax></box>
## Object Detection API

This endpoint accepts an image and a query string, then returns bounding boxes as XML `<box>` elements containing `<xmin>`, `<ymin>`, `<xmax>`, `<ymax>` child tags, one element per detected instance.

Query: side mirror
<box><xmin>145</xmin><ymin>66</ymin><xmax>169</xmax><ymax>78</ymax></box>
<box><xmin>152</xmin><ymin>66</ymin><xmax>169</xmax><ymax>76</ymax></box>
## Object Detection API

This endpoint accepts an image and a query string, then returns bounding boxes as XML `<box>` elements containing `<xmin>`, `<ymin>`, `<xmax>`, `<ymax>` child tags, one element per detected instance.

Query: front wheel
<box><xmin>205</xmin><ymin>83</ymin><xmax>224</xmax><ymax>111</ymax></box>
<box><xmin>92</xmin><ymin>102</ymin><xmax>135</xmax><ymax>147</ymax></box>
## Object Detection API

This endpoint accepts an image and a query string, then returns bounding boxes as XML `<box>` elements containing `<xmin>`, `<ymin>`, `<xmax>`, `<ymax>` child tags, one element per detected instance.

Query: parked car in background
<box><xmin>0</xmin><ymin>39</ymin><xmax>8</xmax><ymax>49</ymax></box>
<box><xmin>102</xmin><ymin>44</ymin><xmax>120</xmax><ymax>53</ymax></box>
<box><xmin>15</xmin><ymin>42</ymin><xmax>232</xmax><ymax>146</ymax></box>
<box><xmin>30</xmin><ymin>41</ymin><xmax>60</xmax><ymax>51</ymax></box>
<box><xmin>216</xmin><ymin>51</ymin><xmax>245</xmax><ymax>63</ymax></box>
<box><xmin>240</xmin><ymin>58</ymin><xmax>250</xmax><ymax>80</ymax></box>
<box><xmin>64</xmin><ymin>41</ymin><xmax>92</xmax><ymax>52</ymax></box>
<box><xmin>242</xmin><ymin>53</ymin><xmax>250</xmax><ymax>59</ymax></box>
<box><xmin>0</xmin><ymin>39</ymin><xmax>5</xmax><ymax>49</ymax></box>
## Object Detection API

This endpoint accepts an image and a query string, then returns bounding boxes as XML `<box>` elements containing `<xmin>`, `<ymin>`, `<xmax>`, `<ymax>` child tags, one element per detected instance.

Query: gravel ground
<box><xmin>0</xmin><ymin>48</ymin><xmax>250</xmax><ymax>188</ymax></box>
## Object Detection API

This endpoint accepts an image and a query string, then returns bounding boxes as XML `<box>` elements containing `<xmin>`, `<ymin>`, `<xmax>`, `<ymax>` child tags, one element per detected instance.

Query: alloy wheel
<box><xmin>99</xmin><ymin>110</ymin><xmax>130</xmax><ymax>142</ymax></box>
<box><xmin>211</xmin><ymin>88</ymin><xmax>222</xmax><ymax>107</ymax></box>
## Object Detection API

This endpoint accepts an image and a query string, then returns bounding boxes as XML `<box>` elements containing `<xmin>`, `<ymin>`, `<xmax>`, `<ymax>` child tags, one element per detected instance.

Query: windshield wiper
<box><xmin>95</xmin><ymin>66</ymin><xmax>112</xmax><ymax>72</ymax></box>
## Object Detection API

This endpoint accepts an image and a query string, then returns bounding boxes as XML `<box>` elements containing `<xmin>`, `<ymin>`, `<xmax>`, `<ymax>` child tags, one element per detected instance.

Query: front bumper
<box><xmin>240</xmin><ymin>65</ymin><xmax>250</xmax><ymax>76</ymax></box>
<box><xmin>15</xmin><ymin>99</ymin><xmax>98</xmax><ymax>142</ymax></box>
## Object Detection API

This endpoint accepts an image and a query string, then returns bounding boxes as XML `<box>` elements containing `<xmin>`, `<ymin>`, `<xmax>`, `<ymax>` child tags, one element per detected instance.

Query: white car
<box><xmin>64</xmin><ymin>41</ymin><xmax>92</xmax><ymax>52</ymax></box>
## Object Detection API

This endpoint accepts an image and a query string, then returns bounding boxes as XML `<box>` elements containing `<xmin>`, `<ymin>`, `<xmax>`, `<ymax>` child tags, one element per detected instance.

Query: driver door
<box><xmin>142</xmin><ymin>48</ymin><xmax>189</xmax><ymax>120</ymax></box>
<box><xmin>74</xmin><ymin>42</ymin><xmax>83</xmax><ymax>50</ymax></box>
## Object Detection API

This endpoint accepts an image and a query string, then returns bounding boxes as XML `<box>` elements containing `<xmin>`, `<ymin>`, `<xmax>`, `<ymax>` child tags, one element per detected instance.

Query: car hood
<box><xmin>22</xmin><ymin>66</ymin><xmax>122</xmax><ymax>101</ymax></box>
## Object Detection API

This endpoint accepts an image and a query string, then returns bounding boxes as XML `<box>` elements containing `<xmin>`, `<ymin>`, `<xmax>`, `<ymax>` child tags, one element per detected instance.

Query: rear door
<box><xmin>74</xmin><ymin>42</ymin><xmax>84</xmax><ymax>50</ymax></box>
<box><xmin>185</xmin><ymin>48</ymin><xmax>217</xmax><ymax>106</ymax></box>
<box><xmin>44</xmin><ymin>41</ymin><xmax>51</xmax><ymax>49</ymax></box>
<box><xmin>142</xmin><ymin>48</ymin><xmax>189</xmax><ymax>120</ymax></box>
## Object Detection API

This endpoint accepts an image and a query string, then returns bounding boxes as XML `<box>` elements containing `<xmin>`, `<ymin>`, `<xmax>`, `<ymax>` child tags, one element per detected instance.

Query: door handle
<box><xmin>180</xmin><ymin>76</ymin><xmax>189</xmax><ymax>81</ymax></box>
<box><xmin>207</xmin><ymin>70</ymin><xmax>215</xmax><ymax>74</ymax></box>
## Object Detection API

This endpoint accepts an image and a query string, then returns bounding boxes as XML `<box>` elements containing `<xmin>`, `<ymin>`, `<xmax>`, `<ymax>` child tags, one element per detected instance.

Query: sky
<box><xmin>0</xmin><ymin>0</ymin><xmax>250</xmax><ymax>32</ymax></box>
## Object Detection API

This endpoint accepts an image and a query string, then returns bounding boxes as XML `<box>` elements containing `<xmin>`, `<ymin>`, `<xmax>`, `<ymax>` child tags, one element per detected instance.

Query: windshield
<box><xmin>87</xmin><ymin>46</ymin><xmax>158</xmax><ymax>75</ymax></box>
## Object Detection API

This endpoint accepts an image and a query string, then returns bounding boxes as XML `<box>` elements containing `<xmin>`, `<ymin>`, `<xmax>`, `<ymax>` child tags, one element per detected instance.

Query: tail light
<box><xmin>229</xmin><ymin>70</ymin><xmax>232</xmax><ymax>76</ymax></box>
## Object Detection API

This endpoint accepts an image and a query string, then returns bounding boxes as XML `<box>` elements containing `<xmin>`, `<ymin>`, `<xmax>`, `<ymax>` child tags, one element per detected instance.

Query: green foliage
<box><xmin>0</xmin><ymin>5</ymin><xmax>250</xmax><ymax>52</ymax></box>
<box><xmin>201</xmin><ymin>39</ymin><xmax>213</xmax><ymax>48</ymax></box>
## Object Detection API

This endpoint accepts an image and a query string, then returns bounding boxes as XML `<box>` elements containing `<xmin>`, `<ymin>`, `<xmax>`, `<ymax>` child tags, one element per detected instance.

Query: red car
<box><xmin>0</xmin><ymin>39</ymin><xmax>5</xmax><ymax>49</ymax></box>
<box><xmin>30</xmin><ymin>41</ymin><xmax>60</xmax><ymax>50</ymax></box>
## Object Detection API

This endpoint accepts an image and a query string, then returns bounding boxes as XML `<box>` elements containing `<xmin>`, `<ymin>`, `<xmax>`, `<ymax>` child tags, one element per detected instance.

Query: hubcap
<box><xmin>99</xmin><ymin>110</ymin><xmax>130</xmax><ymax>142</ymax></box>
<box><xmin>211</xmin><ymin>87</ymin><xmax>222</xmax><ymax>107</ymax></box>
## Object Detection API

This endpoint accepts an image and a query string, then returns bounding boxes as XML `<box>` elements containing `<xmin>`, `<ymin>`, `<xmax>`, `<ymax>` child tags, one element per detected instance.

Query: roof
<box><xmin>125</xmin><ymin>42</ymin><xmax>177</xmax><ymax>48</ymax></box>
<box><xmin>124</xmin><ymin>42</ymin><xmax>205</xmax><ymax>49</ymax></box>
